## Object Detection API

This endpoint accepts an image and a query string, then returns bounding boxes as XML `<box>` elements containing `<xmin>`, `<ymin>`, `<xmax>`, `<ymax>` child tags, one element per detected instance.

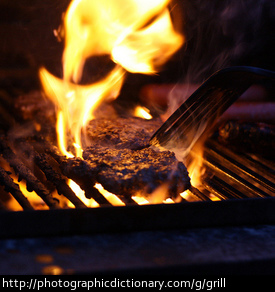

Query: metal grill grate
<box><xmin>1</xmin><ymin>135</ymin><xmax>274</xmax><ymax>211</ymax></box>
<box><xmin>0</xmin><ymin>132</ymin><xmax>275</xmax><ymax>239</ymax></box>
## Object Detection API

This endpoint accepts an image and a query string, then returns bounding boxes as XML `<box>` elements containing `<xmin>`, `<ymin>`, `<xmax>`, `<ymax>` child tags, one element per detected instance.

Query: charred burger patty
<box><xmin>81</xmin><ymin>117</ymin><xmax>190</xmax><ymax>198</ymax></box>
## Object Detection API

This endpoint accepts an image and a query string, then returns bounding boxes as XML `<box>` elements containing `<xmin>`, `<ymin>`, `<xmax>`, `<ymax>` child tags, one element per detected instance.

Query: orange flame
<box><xmin>40</xmin><ymin>0</ymin><xmax>183</xmax><ymax>158</ymax></box>
<box><xmin>63</xmin><ymin>0</ymin><xmax>183</xmax><ymax>81</ymax></box>
<box><xmin>39</xmin><ymin>66</ymin><xmax>125</xmax><ymax>157</ymax></box>
<box><xmin>133</xmin><ymin>106</ymin><xmax>153</xmax><ymax>120</ymax></box>
<box><xmin>39</xmin><ymin>0</ymin><xmax>184</xmax><ymax>207</ymax></box>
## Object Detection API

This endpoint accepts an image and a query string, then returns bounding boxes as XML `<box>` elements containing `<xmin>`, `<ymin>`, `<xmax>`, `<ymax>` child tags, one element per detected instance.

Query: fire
<box><xmin>40</xmin><ymin>0</ymin><xmax>183</xmax><ymax>158</ymax></box>
<box><xmin>69</xmin><ymin>180</ymin><xmax>99</xmax><ymax>207</ymax></box>
<box><xmin>94</xmin><ymin>183</ymin><xmax>125</xmax><ymax>206</ymax></box>
<box><xmin>39</xmin><ymin>0</ymin><xmax>184</xmax><ymax>207</ymax></box>
<box><xmin>68</xmin><ymin>181</ymin><xmax>126</xmax><ymax>207</ymax></box>
<box><xmin>133</xmin><ymin>106</ymin><xmax>153</xmax><ymax>120</ymax></box>
<box><xmin>39</xmin><ymin>66</ymin><xmax>126</xmax><ymax>157</ymax></box>
<box><xmin>63</xmin><ymin>0</ymin><xmax>183</xmax><ymax>81</ymax></box>
<box><xmin>179</xmin><ymin>140</ymin><xmax>205</xmax><ymax>201</ymax></box>
<box><xmin>180</xmin><ymin>143</ymin><xmax>221</xmax><ymax>202</ymax></box>
<box><xmin>131</xmin><ymin>196</ymin><xmax>150</xmax><ymax>205</ymax></box>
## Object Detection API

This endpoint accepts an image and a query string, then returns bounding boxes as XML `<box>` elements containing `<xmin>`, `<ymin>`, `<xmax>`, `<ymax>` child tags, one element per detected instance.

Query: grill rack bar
<box><xmin>201</xmin><ymin>139</ymin><xmax>275</xmax><ymax>199</ymax></box>
<box><xmin>1</xmin><ymin>197</ymin><xmax>275</xmax><ymax>239</ymax></box>
<box><xmin>203</xmin><ymin>176</ymin><xmax>245</xmax><ymax>200</ymax></box>
<box><xmin>205</xmin><ymin>140</ymin><xmax>275</xmax><ymax>194</ymax></box>
<box><xmin>0</xmin><ymin>135</ymin><xmax>274</xmax><ymax>211</ymax></box>
<box><xmin>0</xmin><ymin>166</ymin><xmax>34</xmax><ymax>210</ymax></box>
<box><xmin>0</xmin><ymin>137</ymin><xmax>60</xmax><ymax>209</ymax></box>
<box><xmin>203</xmin><ymin>158</ymin><xmax>271</xmax><ymax>198</ymax></box>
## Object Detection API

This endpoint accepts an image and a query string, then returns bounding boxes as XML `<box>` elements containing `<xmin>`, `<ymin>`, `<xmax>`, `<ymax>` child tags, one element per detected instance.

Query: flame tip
<box><xmin>39</xmin><ymin>0</ymin><xmax>185</xmax><ymax>205</ymax></box>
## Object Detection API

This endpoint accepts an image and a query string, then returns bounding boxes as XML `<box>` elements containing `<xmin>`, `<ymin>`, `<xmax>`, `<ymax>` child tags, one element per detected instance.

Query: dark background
<box><xmin>0</xmin><ymin>0</ymin><xmax>274</xmax><ymax>98</ymax></box>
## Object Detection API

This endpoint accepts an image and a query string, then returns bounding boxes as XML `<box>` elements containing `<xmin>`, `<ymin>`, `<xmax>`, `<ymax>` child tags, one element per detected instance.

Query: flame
<box><xmin>186</xmin><ymin>150</ymin><xmax>205</xmax><ymax>188</ymax></box>
<box><xmin>132</xmin><ymin>183</ymin><xmax>176</xmax><ymax>205</ymax></box>
<box><xmin>68</xmin><ymin>180</ymin><xmax>99</xmax><ymax>207</ymax></box>
<box><xmin>40</xmin><ymin>0</ymin><xmax>183</xmax><ymax>158</ymax></box>
<box><xmin>69</xmin><ymin>181</ymin><xmax>132</xmax><ymax>207</ymax></box>
<box><xmin>111</xmin><ymin>8</ymin><xmax>183</xmax><ymax>74</ymax></box>
<box><xmin>39</xmin><ymin>66</ymin><xmax>126</xmax><ymax>157</ymax></box>
<box><xmin>179</xmin><ymin>142</ymin><xmax>205</xmax><ymax>201</ymax></box>
<box><xmin>63</xmin><ymin>0</ymin><xmax>183</xmax><ymax>81</ymax></box>
<box><xmin>131</xmin><ymin>196</ymin><xmax>150</xmax><ymax>205</ymax></box>
<box><xmin>94</xmin><ymin>183</ymin><xmax>125</xmax><ymax>206</ymax></box>
<box><xmin>133</xmin><ymin>106</ymin><xmax>153</xmax><ymax>120</ymax></box>
<box><xmin>39</xmin><ymin>0</ymin><xmax>184</xmax><ymax>206</ymax></box>
<box><xmin>180</xmin><ymin>143</ymin><xmax>221</xmax><ymax>202</ymax></box>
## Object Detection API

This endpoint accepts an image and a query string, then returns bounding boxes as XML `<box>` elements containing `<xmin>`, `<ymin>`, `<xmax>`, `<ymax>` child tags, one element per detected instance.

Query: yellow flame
<box><xmin>180</xmin><ymin>143</ymin><xmax>221</xmax><ymax>202</ymax></box>
<box><xmin>39</xmin><ymin>0</ymin><xmax>184</xmax><ymax>206</ymax></box>
<box><xmin>40</xmin><ymin>0</ymin><xmax>183</xmax><ymax>158</ymax></box>
<box><xmin>63</xmin><ymin>0</ymin><xmax>183</xmax><ymax>81</ymax></box>
<box><xmin>111</xmin><ymin>8</ymin><xmax>183</xmax><ymax>74</ymax></box>
<box><xmin>163</xmin><ymin>198</ymin><xmax>175</xmax><ymax>204</ymax></box>
<box><xmin>131</xmin><ymin>196</ymin><xmax>150</xmax><ymax>205</ymax></box>
<box><xmin>39</xmin><ymin>66</ymin><xmax>126</xmax><ymax>157</ymax></box>
<box><xmin>68</xmin><ymin>180</ymin><xmax>99</xmax><ymax>207</ymax></box>
<box><xmin>180</xmin><ymin>189</ymin><xmax>198</xmax><ymax>202</ymax></box>
<box><xmin>187</xmin><ymin>154</ymin><xmax>204</xmax><ymax>189</ymax></box>
<box><xmin>134</xmin><ymin>106</ymin><xmax>153</xmax><ymax>120</ymax></box>
<box><xmin>94</xmin><ymin>183</ymin><xmax>125</xmax><ymax>206</ymax></box>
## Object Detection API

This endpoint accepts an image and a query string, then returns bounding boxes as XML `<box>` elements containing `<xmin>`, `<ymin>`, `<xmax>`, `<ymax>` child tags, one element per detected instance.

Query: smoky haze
<box><xmin>164</xmin><ymin>0</ymin><xmax>274</xmax><ymax>113</ymax></box>
<box><xmin>179</xmin><ymin>0</ymin><xmax>273</xmax><ymax>82</ymax></box>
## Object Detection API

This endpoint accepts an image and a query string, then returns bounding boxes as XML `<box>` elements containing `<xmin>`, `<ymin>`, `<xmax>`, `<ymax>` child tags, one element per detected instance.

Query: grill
<box><xmin>1</xmin><ymin>0</ymin><xmax>275</xmax><ymax>276</ymax></box>
<box><xmin>0</xmin><ymin>126</ymin><xmax>275</xmax><ymax>238</ymax></box>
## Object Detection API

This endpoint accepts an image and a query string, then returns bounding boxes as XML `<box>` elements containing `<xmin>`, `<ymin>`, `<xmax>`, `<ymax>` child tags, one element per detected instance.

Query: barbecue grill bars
<box><xmin>1</xmin><ymin>134</ymin><xmax>274</xmax><ymax>210</ymax></box>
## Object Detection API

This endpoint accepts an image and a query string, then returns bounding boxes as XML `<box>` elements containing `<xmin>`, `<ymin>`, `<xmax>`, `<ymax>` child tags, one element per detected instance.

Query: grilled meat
<box><xmin>218</xmin><ymin>121</ymin><xmax>275</xmax><ymax>158</ymax></box>
<box><xmin>83</xmin><ymin>144</ymin><xmax>190</xmax><ymax>198</ymax></box>
<box><xmin>86</xmin><ymin>116</ymin><xmax>162</xmax><ymax>150</ymax></box>
<box><xmin>80</xmin><ymin>116</ymin><xmax>191</xmax><ymax>199</ymax></box>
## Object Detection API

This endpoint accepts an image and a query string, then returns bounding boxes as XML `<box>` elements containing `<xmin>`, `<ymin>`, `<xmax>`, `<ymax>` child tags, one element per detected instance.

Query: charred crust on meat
<box><xmin>86</xmin><ymin>117</ymin><xmax>162</xmax><ymax>150</ymax></box>
<box><xmin>83</xmin><ymin>117</ymin><xmax>191</xmax><ymax>199</ymax></box>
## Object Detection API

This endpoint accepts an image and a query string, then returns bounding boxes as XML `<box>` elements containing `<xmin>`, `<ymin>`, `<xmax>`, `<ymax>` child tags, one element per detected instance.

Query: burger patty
<box><xmin>81</xmin><ymin>117</ymin><xmax>190</xmax><ymax>198</ymax></box>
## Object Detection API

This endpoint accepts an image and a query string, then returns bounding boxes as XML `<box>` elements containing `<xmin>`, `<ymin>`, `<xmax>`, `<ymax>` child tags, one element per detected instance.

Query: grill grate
<box><xmin>0</xmin><ymin>134</ymin><xmax>274</xmax><ymax>211</ymax></box>
<box><xmin>0</xmin><ymin>130</ymin><xmax>275</xmax><ymax>238</ymax></box>
<box><xmin>202</xmin><ymin>139</ymin><xmax>275</xmax><ymax>199</ymax></box>
<box><xmin>1</xmin><ymin>75</ymin><xmax>275</xmax><ymax>237</ymax></box>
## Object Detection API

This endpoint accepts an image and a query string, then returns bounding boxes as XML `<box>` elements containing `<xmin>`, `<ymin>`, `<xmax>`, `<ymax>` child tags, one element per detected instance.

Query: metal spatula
<box><xmin>149</xmin><ymin>66</ymin><xmax>275</xmax><ymax>151</ymax></box>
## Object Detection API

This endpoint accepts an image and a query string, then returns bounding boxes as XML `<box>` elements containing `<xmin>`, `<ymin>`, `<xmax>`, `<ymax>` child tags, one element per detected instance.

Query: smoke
<box><xmin>166</xmin><ymin>0</ymin><xmax>273</xmax><ymax>112</ymax></box>
<box><xmin>159</xmin><ymin>0</ymin><xmax>274</xmax><ymax>163</ymax></box>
